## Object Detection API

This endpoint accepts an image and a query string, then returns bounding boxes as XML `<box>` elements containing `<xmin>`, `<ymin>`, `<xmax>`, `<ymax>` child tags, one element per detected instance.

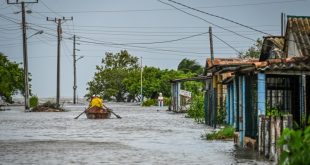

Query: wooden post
<box><xmin>270</xmin><ymin>117</ymin><xmax>276</xmax><ymax>161</ymax></box>
<box><xmin>264</xmin><ymin>116</ymin><xmax>270</xmax><ymax>158</ymax></box>
<box><xmin>242</xmin><ymin>76</ymin><xmax>246</xmax><ymax>147</ymax></box>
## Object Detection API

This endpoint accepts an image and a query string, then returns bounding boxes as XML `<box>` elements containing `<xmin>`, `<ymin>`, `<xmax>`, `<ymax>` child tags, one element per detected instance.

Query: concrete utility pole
<box><xmin>72</xmin><ymin>35</ymin><xmax>82</xmax><ymax>104</ymax></box>
<box><xmin>47</xmin><ymin>16</ymin><xmax>73</xmax><ymax>108</ymax></box>
<box><xmin>73</xmin><ymin>35</ymin><xmax>77</xmax><ymax>104</ymax></box>
<box><xmin>6</xmin><ymin>0</ymin><xmax>38</xmax><ymax>111</ymax></box>
<box><xmin>209</xmin><ymin>26</ymin><xmax>214</xmax><ymax>64</ymax></box>
<box><xmin>209</xmin><ymin>26</ymin><xmax>216</xmax><ymax>129</ymax></box>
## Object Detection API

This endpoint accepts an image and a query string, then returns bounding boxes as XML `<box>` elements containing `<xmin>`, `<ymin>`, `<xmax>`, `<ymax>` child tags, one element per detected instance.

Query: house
<box><xmin>204</xmin><ymin>15</ymin><xmax>310</xmax><ymax>160</ymax></box>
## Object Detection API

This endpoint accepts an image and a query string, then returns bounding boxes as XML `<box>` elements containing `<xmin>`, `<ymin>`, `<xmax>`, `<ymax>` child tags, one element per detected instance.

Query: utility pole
<box><xmin>73</xmin><ymin>35</ymin><xmax>77</xmax><ymax>104</ymax></box>
<box><xmin>47</xmin><ymin>16</ymin><xmax>73</xmax><ymax>108</ymax></box>
<box><xmin>209</xmin><ymin>26</ymin><xmax>214</xmax><ymax>64</ymax></box>
<box><xmin>72</xmin><ymin>35</ymin><xmax>81</xmax><ymax>104</ymax></box>
<box><xmin>140</xmin><ymin>57</ymin><xmax>143</xmax><ymax>106</ymax></box>
<box><xmin>209</xmin><ymin>26</ymin><xmax>216</xmax><ymax>129</ymax></box>
<box><xmin>7</xmin><ymin>0</ymin><xmax>38</xmax><ymax>111</ymax></box>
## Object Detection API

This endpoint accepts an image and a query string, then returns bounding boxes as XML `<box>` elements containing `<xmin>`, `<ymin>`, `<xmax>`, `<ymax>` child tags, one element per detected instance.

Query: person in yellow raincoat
<box><xmin>88</xmin><ymin>95</ymin><xmax>106</xmax><ymax>113</ymax></box>
<box><xmin>89</xmin><ymin>95</ymin><xmax>103</xmax><ymax>108</ymax></box>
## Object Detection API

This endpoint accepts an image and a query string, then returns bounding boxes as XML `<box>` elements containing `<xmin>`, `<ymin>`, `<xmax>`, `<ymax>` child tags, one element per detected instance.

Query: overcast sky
<box><xmin>1</xmin><ymin>0</ymin><xmax>309</xmax><ymax>99</ymax></box>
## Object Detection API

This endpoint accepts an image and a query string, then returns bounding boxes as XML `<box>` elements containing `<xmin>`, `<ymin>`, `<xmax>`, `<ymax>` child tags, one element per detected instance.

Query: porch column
<box><xmin>257</xmin><ymin>72</ymin><xmax>266</xmax><ymax>153</ymax></box>
<box><xmin>233</xmin><ymin>77</ymin><xmax>238</xmax><ymax>129</ymax></box>
<box><xmin>238</xmin><ymin>75</ymin><xmax>245</xmax><ymax>146</ymax></box>
<box><xmin>226</xmin><ymin>86</ymin><xmax>230</xmax><ymax>124</ymax></box>
<box><xmin>257</xmin><ymin>73</ymin><xmax>266</xmax><ymax>115</ymax></box>
<box><xmin>177</xmin><ymin>82</ymin><xmax>181</xmax><ymax>111</ymax></box>
<box><xmin>204</xmin><ymin>79</ymin><xmax>211</xmax><ymax>125</ymax></box>
<box><xmin>230</xmin><ymin>83</ymin><xmax>234</xmax><ymax>125</ymax></box>
<box><xmin>172</xmin><ymin>83</ymin><xmax>177</xmax><ymax>111</ymax></box>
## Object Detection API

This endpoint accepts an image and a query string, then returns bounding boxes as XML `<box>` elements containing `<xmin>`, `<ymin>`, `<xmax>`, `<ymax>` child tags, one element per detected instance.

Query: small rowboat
<box><xmin>85</xmin><ymin>106</ymin><xmax>111</xmax><ymax>119</ymax></box>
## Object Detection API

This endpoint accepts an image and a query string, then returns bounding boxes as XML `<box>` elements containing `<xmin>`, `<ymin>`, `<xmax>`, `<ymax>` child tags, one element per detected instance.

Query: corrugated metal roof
<box><xmin>260</xmin><ymin>36</ymin><xmax>285</xmax><ymax>61</ymax></box>
<box><xmin>206</xmin><ymin>58</ymin><xmax>258</xmax><ymax>68</ymax></box>
<box><xmin>257</xmin><ymin>57</ymin><xmax>310</xmax><ymax>71</ymax></box>
<box><xmin>284</xmin><ymin>15</ymin><xmax>310</xmax><ymax>57</ymax></box>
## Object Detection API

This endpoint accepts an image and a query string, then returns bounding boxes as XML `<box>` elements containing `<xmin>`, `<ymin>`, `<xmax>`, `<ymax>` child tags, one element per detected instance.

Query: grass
<box><xmin>203</xmin><ymin>125</ymin><xmax>235</xmax><ymax>140</ymax></box>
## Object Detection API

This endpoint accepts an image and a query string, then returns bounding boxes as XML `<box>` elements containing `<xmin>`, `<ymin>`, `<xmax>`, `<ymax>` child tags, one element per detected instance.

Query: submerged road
<box><xmin>0</xmin><ymin>103</ymin><xmax>269</xmax><ymax>164</ymax></box>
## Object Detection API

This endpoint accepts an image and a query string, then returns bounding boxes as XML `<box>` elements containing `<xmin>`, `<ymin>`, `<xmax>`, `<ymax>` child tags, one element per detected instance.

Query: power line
<box><xmin>212</xmin><ymin>34</ymin><xmax>242</xmax><ymax>54</ymax></box>
<box><xmin>165</xmin><ymin>0</ymin><xmax>271</xmax><ymax>35</ymax></box>
<box><xmin>0</xmin><ymin>14</ymin><xmax>20</xmax><ymax>24</ymax></box>
<box><xmin>78</xmin><ymin>39</ymin><xmax>209</xmax><ymax>55</ymax></box>
<box><xmin>40</xmin><ymin>0</ymin><xmax>63</xmax><ymax>17</ymax></box>
<box><xmin>116</xmin><ymin>31</ymin><xmax>209</xmax><ymax>45</ymax></box>
<box><xmin>30</xmin><ymin>0</ymin><xmax>306</xmax><ymax>14</ymax></box>
<box><xmin>158</xmin><ymin>0</ymin><xmax>257</xmax><ymax>42</ymax></box>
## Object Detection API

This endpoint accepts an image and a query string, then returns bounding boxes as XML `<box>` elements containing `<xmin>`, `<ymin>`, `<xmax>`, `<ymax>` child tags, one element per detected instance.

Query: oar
<box><xmin>102</xmin><ymin>104</ymin><xmax>121</xmax><ymax>119</ymax></box>
<box><xmin>74</xmin><ymin>108</ymin><xmax>88</xmax><ymax>119</ymax></box>
<box><xmin>106</xmin><ymin>108</ymin><xmax>121</xmax><ymax>119</ymax></box>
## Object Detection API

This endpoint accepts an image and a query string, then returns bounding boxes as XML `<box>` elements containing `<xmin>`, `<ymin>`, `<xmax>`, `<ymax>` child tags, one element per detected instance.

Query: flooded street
<box><xmin>0</xmin><ymin>103</ymin><xmax>269</xmax><ymax>164</ymax></box>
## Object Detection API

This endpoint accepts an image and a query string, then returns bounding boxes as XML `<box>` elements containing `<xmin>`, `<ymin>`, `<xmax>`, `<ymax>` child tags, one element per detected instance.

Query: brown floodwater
<box><xmin>0</xmin><ymin>103</ymin><xmax>270</xmax><ymax>164</ymax></box>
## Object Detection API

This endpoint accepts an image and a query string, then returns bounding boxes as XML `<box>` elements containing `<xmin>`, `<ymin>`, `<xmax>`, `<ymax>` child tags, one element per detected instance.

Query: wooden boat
<box><xmin>85</xmin><ymin>106</ymin><xmax>111</xmax><ymax>119</ymax></box>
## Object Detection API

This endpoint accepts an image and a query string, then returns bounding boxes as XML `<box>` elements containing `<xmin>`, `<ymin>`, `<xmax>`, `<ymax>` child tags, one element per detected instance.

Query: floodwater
<box><xmin>0</xmin><ymin>103</ymin><xmax>270</xmax><ymax>165</ymax></box>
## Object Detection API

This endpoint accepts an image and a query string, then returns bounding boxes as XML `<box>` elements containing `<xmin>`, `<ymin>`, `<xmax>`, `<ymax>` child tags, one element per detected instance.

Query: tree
<box><xmin>86</xmin><ymin>50</ymin><xmax>139</xmax><ymax>102</ymax></box>
<box><xmin>177</xmin><ymin>58</ymin><xmax>203</xmax><ymax>75</ymax></box>
<box><xmin>0</xmin><ymin>53</ymin><xmax>26</xmax><ymax>103</ymax></box>
<box><xmin>86</xmin><ymin>50</ymin><xmax>205</xmax><ymax>103</ymax></box>
<box><xmin>238</xmin><ymin>38</ymin><xmax>262</xmax><ymax>59</ymax></box>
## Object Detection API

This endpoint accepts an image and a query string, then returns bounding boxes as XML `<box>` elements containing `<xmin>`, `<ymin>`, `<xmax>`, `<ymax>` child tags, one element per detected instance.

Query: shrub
<box><xmin>142</xmin><ymin>99</ymin><xmax>156</xmax><ymax>106</ymax></box>
<box><xmin>186</xmin><ymin>95</ymin><xmax>204</xmax><ymax>123</ymax></box>
<box><xmin>203</xmin><ymin>125</ymin><xmax>235</xmax><ymax>140</ymax></box>
<box><xmin>217</xmin><ymin>105</ymin><xmax>227</xmax><ymax>125</ymax></box>
<box><xmin>29</xmin><ymin>95</ymin><xmax>39</xmax><ymax>108</ymax></box>
<box><xmin>163</xmin><ymin>97</ymin><xmax>171</xmax><ymax>106</ymax></box>
<box><xmin>277</xmin><ymin>124</ymin><xmax>310</xmax><ymax>164</ymax></box>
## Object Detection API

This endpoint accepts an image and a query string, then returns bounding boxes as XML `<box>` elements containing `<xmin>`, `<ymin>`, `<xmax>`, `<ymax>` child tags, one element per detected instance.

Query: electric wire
<box><xmin>31</xmin><ymin>0</ymin><xmax>306</xmax><ymax>14</ymax></box>
<box><xmin>165</xmin><ymin>0</ymin><xmax>274</xmax><ymax>35</ymax></box>
<box><xmin>212</xmin><ymin>34</ymin><xmax>242</xmax><ymax>54</ymax></box>
<box><xmin>158</xmin><ymin>0</ymin><xmax>257</xmax><ymax>42</ymax></box>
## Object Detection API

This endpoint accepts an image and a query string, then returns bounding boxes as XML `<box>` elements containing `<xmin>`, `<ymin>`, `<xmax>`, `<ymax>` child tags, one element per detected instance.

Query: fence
<box><xmin>258</xmin><ymin>114</ymin><xmax>292</xmax><ymax>161</ymax></box>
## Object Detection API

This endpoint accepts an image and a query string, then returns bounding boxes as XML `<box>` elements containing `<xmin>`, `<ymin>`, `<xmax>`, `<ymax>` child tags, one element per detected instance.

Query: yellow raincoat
<box><xmin>89</xmin><ymin>97</ymin><xmax>103</xmax><ymax>108</ymax></box>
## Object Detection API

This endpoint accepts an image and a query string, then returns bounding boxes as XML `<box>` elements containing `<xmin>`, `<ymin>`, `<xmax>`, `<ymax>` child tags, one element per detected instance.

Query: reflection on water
<box><xmin>0</xmin><ymin>103</ymin><xmax>270</xmax><ymax>164</ymax></box>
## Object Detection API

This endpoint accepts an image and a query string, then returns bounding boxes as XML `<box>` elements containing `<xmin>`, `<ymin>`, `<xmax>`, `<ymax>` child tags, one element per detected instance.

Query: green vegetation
<box><xmin>238</xmin><ymin>38</ymin><xmax>262</xmax><ymax>59</ymax></box>
<box><xmin>266</xmin><ymin>107</ymin><xmax>288</xmax><ymax>117</ymax></box>
<box><xmin>163</xmin><ymin>97</ymin><xmax>171</xmax><ymax>106</ymax></box>
<box><xmin>277</xmin><ymin>124</ymin><xmax>310</xmax><ymax>165</ymax></box>
<box><xmin>202</xmin><ymin>126</ymin><xmax>235</xmax><ymax>140</ymax></box>
<box><xmin>177</xmin><ymin>58</ymin><xmax>203</xmax><ymax>75</ymax></box>
<box><xmin>86</xmin><ymin>50</ymin><xmax>201</xmax><ymax>103</ymax></box>
<box><xmin>86</xmin><ymin>50</ymin><xmax>139</xmax><ymax>102</ymax></box>
<box><xmin>217</xmin><ymin>105</ymin><xmax>227</xmax><ymax>125</ymax></box>
<box><xmin>142</xmin><ymin>99</ymin><xmax>156</xmax><ymax>106</ymax></box>
<box><xmin>0</xmin><ymin>53</ymin><xmax>30</xmax><ymax>103</ymax></box>
<box><xmin>29</xmin><ymin>95</ymin><xmax>38</xmax><ymax>108</ymax></box>
<box><xmin>32</xmin><ymin>101</ymin><xmax>65</xmax><ymax>112</ymax></box>
<box><xmin>186</xmin><ymin>95</ymin><xmax>204</xmax><ymax>123</ymax></box>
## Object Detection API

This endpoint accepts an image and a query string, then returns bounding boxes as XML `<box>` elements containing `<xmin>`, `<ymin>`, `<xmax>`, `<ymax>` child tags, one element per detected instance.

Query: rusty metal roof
<box><xmin>257</xmin><ymin>56</ymin><xmax>310</xmax><ymax>72</ymax></box>
<box><xmin>260</xmin><ymin>36</ymin><xmax>285</xmax><ymax>61</ymax></box>
<box><xmin>206</xmin><ymin>58</ymin><xmax>258</xmax><ymax>68</ymax></box>
<box><xmin>284</xmin><ymin>15</ymin><xmax>310</xmax><ymax>57</ymax></box>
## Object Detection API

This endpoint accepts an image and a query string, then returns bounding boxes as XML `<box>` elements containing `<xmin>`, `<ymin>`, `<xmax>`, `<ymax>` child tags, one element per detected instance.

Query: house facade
<box><xmin>204</xmin><ymin>15</ymin><xmax>310</xmax><ymax>159</ymax></box>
